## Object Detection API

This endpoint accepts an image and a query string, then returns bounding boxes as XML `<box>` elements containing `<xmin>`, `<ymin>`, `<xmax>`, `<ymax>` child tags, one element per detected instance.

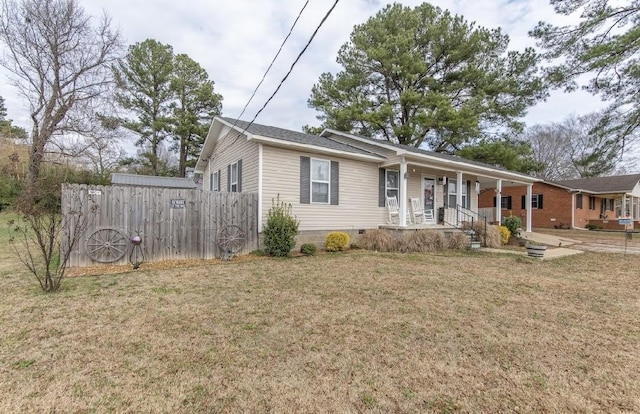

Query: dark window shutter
<box><xmin>576</xmin><ymin>194</ymin><xmax>582</xmax><ymax>209</ymax></box>
<box><xmin>210</xmin><ymin>173</ymin><xmax>213</xmax><ymax>191</ymax></box>
<box><xmin>379</xmin><ymin>168</ymin><xmax>386</xmax><ymax>207</ymax></box>
<box><xmin>300</xmin><ymin>156</ymin><xmax>310</xmax><ymax>204</ymax></box>
<box><xmin>330</xmin><ymin>161</ymin><xmax>339</xmax><ymax>205</ymax></box>
<box><xmin>217</xmin><ymin>170</ymin><xmax>221</xmax><ymax>192</ymax></box>
<box><xmin>227</xmin><ymin>164</ymin><xmax>231</xmax><ymax>191</ymax></box>
<box><xmin>538</xmin><ymin>194</ymin><xmax>543</xmax><ymax>209</ymax></box>
<box><xmin>507</xmin><ymin>196</ymin><xmax>512</xmax><ymax>210</ymax></box>
<box><xmin>237</xmin><ymin>159</ymin><xmax>242</xmax><ymax>192</ymax></box>
<box><xmin>493</xmin><ymin>196</ymin><xmax>497</xmax><ymax>208</ymax></box>
<box><xmin>521</xmin><ymin>195</ymin><xmax>526</xmax><ymax>209</ymax></box>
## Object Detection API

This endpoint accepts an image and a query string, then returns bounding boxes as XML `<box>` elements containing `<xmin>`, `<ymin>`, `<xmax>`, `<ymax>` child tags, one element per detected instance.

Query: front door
<box><xmin>422</xmin><ymin>176</ymin><xmax>435</xmax><ymax>222</ymax></box>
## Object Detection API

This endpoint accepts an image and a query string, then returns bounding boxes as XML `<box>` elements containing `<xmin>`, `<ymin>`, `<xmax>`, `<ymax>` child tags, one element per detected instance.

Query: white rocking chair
<box><xmin>410</xmin><ymin>197</ymin><xmax>434</xmax><ymax>224</ymax></box>
<box><xmin>386</xmin><ymin>196</ymin><xmax>400</xmax><ymax>224</ymax></box>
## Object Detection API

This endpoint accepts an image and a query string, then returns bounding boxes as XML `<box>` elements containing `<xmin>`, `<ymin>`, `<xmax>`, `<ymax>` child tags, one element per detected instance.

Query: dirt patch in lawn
<box><xmin>1</xmin><ymin>245</ymin><xmax>639</xmax><ymax>413</ymax></box>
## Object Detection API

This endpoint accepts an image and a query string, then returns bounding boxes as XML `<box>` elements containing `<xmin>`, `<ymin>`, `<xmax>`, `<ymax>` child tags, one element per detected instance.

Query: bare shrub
<box><xmin>9</xmin><ymin>183</ymin><xmax>97</xmax><ymax>292</ymax></box>
<box><xmin>399</xmin><ymin>230</ymin><xmax>446</xmax><ymax>253</ymax></box>
<box><xmin>448</xmin><ymin>232</ymin><xmax>469</xmax><ymax>250</ymax></box>
<box><xmin>358</xmin><ymin>229</ymin><xmax>397</xmax><ymax>252</ymax></box>
<box><xmin>483</xmin><ymin>225</ymin><xmax>502</xmax><ymax>248</ymax></box>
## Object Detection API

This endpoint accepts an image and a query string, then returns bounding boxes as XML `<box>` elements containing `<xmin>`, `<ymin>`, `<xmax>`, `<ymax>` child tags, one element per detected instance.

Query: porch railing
<box><xmin>442</xmin><ymin>205</ymin><xmax>488</xmax><ymax>247</ymax></box>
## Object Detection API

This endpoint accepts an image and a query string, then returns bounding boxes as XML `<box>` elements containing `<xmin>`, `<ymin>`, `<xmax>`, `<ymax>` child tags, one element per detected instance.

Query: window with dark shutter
<box><xmin>576</xmin><ymin>194</ymin><xmax>583</xmax><ymax>209</ymax></box>
<box><xmin>300</xmin><ymin>156</ymin><xmax>310</xmax><ymax>204</ymax></box>
<box><xmin>330</xmin><ymin>161</ymin><xmax>339</xmax><ymax>205</ymax></box>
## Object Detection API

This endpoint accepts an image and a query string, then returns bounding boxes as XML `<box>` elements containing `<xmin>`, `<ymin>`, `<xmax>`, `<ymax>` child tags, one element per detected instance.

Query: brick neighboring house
<box><xmin>478</xmin><ymin>174</ymin><xmax>640</xmax><ymax>230</ymax></box>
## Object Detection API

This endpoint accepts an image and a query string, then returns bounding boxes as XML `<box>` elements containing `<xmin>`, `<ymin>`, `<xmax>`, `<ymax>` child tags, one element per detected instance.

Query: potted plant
<box><xmin>525</xmin><ymin>241</ymin><xmax>547</xmax><ymax>258</ymax></box>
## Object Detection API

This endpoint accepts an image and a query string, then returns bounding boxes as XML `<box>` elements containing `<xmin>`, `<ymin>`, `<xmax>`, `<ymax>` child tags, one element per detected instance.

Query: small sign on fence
<box><xmin>88</xmin><ymin>189</ymin><xmax>102</xmax><ymax>196</ymax></box>
<box><xmin>170</xmin><ymin>199</ymin><xmax>186</xmax><ymax>209</ymax></box>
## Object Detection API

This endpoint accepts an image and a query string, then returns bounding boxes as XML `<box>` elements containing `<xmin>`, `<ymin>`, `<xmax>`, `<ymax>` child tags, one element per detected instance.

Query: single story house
<box><xmin>477</xmin><ymin>174</ymin><xmax>640</xmax><ymax>230</ymax></box>
<box><xmin>195</xmin><ymin>117</ymin><xmax>540</xmax><ymax>240</ymax></box>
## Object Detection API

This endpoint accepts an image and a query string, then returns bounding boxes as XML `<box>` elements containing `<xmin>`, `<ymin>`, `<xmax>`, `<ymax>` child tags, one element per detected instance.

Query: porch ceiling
<box><xmin>381</xmin><ymin>158</ymin><xmax>538</xmax><ymax>186</ymax></box>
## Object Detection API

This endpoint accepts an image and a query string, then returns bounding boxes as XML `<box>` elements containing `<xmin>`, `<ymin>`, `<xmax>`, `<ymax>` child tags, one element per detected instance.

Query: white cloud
<box><xmin>0</xmin><ymin>0</ymin><xmax>607</xmax><ymax>137</ymax></box>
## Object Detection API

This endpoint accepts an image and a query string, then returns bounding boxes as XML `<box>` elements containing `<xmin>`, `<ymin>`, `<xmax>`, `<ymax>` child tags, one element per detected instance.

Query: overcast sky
<box><xmin>1</xmin><ymin>0</ymin><xmax>607</xmax><ymax>139</ymax></box>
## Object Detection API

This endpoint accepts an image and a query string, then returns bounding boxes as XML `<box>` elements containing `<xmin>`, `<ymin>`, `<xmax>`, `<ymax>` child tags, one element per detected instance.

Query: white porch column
<box><xmin>399</xmin><ymin>159</ymin><xmax>408</xmax><ymax>226</ymax></box>
<box><xmin>622</xmin><ymin>194</ymin><xmax>627</xmax><ymax>217</ymax></box>
<box><xmin>526</xmin><ymin>184</ymin><xmax>533</xmax><ymax>233</ymax></box>
<box><xmin>496</xmin><ymin>179</ymin><xmax>502</xmax><ymax>224</ymax></box>
<box><xmin>456</xmin><ymin>171</ymin><xmax>463</xmax><ymax>225</ymax></box>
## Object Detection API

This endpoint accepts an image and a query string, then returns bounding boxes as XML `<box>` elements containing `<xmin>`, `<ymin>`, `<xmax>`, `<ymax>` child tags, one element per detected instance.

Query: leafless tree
<box><xmin>525</xmin><ymin>111</ymin><xmax>638</xmax><ymax>179</ymax></box>
<box><xmin>0</xmin><ymin>0</ymin><xmax>122</xmax><ymax>191</ymax></box>
<box><xmin>526</xmin><ymin>123</ymin><xmax>574</xmax><ymax>180</ymax></box>
<box><xmin>8</xmin><ymin>188</ymin><xmax>97</xmax><ymax>292</ymax></box>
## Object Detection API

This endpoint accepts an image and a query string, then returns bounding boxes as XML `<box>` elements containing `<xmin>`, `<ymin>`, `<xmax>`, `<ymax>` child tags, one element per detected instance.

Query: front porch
<box><xmin>378</xmin><ymin>156</ymin><xmax>537</xmax><ymax>232</ymax></box>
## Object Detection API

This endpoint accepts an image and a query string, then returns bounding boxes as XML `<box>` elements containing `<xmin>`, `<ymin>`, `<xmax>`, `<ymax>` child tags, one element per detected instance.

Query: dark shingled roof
<box><xmin>555</xmin><ymin>174</ymin><xmax>640</xmax><ymax>193</ymax></box>
<box><xmin>323</xmin><ymin>129</ymin><xmax>534</xmax><ymax>176</ymax></box>
<box><xmin>220</xmin><ymin>117</ymin><xmax>383</xmax><ymax>158</ymax></box>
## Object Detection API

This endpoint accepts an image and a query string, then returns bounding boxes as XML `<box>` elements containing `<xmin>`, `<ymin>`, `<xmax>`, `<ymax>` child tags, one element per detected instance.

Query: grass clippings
<box><xmin>0</xmin><ymin>213</ymin><xmax>639</xmax><ymax>412</ymax></box>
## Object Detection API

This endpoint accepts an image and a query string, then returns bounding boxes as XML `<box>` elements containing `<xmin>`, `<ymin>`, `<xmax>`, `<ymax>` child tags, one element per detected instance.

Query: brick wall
<box><xmin>477</xmin><ymin>182</ymin><xmax>624</xmax><ymax>229</ymax></box>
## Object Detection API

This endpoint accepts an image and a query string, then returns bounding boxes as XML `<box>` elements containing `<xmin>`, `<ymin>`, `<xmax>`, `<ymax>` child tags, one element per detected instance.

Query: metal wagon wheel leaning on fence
<box><xmin>86</xmin><ymin>228</ymin><xmax>128</xmax><ymax>263</ymax></box>
<box><xmin>216</xmin><ymin>224</ymin><xmax>246</xmax><ymax>261</ymax></box>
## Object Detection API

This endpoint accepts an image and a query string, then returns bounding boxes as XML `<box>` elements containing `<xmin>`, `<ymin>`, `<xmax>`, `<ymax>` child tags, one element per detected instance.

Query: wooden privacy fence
<box><xmin>62</xmin><ymin>184</ymin><xmax>258</xmax><ymax>268</ymax></box>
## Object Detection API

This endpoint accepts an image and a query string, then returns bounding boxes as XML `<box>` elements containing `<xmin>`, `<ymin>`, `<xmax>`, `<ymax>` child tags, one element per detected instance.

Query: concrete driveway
<box><xmin>525</xmin><ymin>229</ymin><xmax>640</xmax><ymax>255</ymax></box>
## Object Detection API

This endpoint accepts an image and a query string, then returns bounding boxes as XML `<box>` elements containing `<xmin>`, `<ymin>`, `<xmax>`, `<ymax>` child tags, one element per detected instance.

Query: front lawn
<box><xmin>0</xmin><ymin>212</ymin><xmax>639</xmax><ymax>412</ymax></box>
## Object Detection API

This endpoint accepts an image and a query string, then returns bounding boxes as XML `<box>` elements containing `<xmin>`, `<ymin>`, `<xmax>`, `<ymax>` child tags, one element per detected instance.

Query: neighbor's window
<box><xmin>531</xmin><ymin>194</ymin><xmax>541</xmax><ymax>209</ymax></box>
<box><xmin>311</xmin><ymin>158</ymin><xmax>330</xmax><ymax>203</ymax></box>
<box><xmin>386</xmin><ymin>170</ymin><xmax>399</xmax><ymax>200</ymax></box>
<box><xmin>576</xmin><ymin>194</ymin><xmax>583</xmax><ymax>209</ymax></box>
<box><xmin>589</xmin><ymin>196</ymin><xmax>596</xmax><ymax>210</ymax></box>
<box><xmin>212</xmin><ymin>170</ymin><xmax>219</xmax><ymax>192</ymax></box>
<box><xmin>501</xmin><ymin>196</ymin><xmax>512</xmax><ymax>210</ymax></box>
<box><xmin>230</xmin><ymin>162</ymin><xmax>238</xmax><ymax>192</ymax></box>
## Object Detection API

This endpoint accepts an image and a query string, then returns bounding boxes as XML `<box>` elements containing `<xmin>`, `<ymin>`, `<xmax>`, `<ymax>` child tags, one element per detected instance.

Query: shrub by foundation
<box><xmin>300</xmin><ymin>243</ymin><xmax>317</xmax><ymax>256</ymax></box>
<box><xmin>498</xmin><ymin>225</ymin><xmax>510</xmax><ymax>244</ymax></box>
<box><xmin>503</xmin><ymin>216</ymin><xmax>521</xmax><ymax>237</ymax></box>
<box><xmin>448</xmin><ymin>232</ymin><xmax>469</xmax><ymax>250</ymax></box>
<box><xmin>325</xmin><ymin>232</ymin><xmax>350</xmax><ymax>252</ymax></box>
<box><xmin>358</xmin><ymin>229</ymin><xmax>396</xmax><ymax>252</ymax></box>
<box><xmin>263</xmin><ymin>196</ymin><xmax>299</xmax><ymax>257</ymax></box>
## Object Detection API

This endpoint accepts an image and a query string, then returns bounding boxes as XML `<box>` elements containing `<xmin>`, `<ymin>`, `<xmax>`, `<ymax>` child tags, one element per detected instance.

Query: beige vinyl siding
<box><xmin>206</xmin><ymin>128</ymin><xmax>259</xmax><ymax>193</ymax></box>
<box><xmin>262</xmin><ymin>145</ymin><xmax>387</xmax><ymax>231</ymax></box>
<box><xmin>404</xmin><ymin>169</ymin><xmax>477</xmax><ymax>210</ymax></box>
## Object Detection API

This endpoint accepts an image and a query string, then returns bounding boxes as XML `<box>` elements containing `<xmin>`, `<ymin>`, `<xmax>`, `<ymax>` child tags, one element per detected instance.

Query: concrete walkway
<box><xmin>518</xmin><ymin>231</ymin><xmax>583</xmax><ymax>247</ymax></box>
<box><xmin>479</xmin><ymin>229</ymin><xmax>586</xmax><ymax>260</ymax></box>
<box><xmin>479</xmin><ymin>246</ymin><xmax>584</xmax><ymax>260</ymax></box>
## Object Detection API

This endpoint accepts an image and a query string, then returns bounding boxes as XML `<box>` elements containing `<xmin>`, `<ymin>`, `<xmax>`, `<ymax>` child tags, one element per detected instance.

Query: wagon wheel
<box><xmin>86</xmin><ymin>228</ymin><xmax>128</xmax><ymax>263</ymax></box>
<box><xmin>216</xmin><ymin>225</ymin><xmax>245</xmax><ymax>257</ymax></box>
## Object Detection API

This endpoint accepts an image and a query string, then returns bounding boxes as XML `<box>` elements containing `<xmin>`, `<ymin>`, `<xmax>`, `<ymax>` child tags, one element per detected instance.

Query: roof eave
<box><xmin>248</xmin><ymin>135</ymin><xmax>386</xmax><ymax>161</ymax></box>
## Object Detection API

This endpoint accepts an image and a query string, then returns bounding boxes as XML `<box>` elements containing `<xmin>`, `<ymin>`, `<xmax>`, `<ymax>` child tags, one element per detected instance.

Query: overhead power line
<box><xmin>230</xmin><ymin>0</ymin><xmax>310</xmax><ymax>129</ymax></box>
<box><xmin>243</xmin><ymin>0</ymin><xmax>340</xmax><ymax>131</ymax></box>
<box><xmin>217</xmin><ymin>0</ymin><xmax>341</xmax><ymax>157</ymax></box>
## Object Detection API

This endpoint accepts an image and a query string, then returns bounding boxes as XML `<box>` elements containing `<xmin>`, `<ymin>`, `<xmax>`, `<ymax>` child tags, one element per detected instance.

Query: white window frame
<box><xmin>385</xmin><ymin>170</ymin><xmax>399</xmax><ymax>200</ymax></box>
<box><xmin>212</xmin><ymin>170</ymin><xmax>219</xmax><ymax>192</ymax></box>
<box><xmin>310</xmin><ymin>158</ymin><xmax>330</xmax><ymax>204</ymax></box>
<box><xmin>230</xmin><ymin>162</ymin><xmax>238</xmax><ymax>192</ymax></box>
<box><xmin>531</xmin><ymin>194</ymin><xmax>540</xmax><ymax>209</ymax></box>
<box><xmin>448</xmin><ymin>179</ymin><xmax>468</xmax><ymax>208</ymax></box>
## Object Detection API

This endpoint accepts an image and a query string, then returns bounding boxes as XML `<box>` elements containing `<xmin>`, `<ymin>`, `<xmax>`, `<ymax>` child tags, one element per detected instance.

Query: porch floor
<box><xmin>379</xmin><ymin>223</ymin><xmax>456</xmax><ymax>231</ymax></box>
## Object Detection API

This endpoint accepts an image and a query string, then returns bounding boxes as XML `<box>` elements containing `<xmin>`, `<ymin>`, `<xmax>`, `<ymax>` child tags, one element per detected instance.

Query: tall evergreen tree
<box><xmin>307</xmin><ymin>3</ymin><xmax>546</xmax><ymax>152</ymax></box>
<box><xmin>531</xmin><ymin>1</ymin><xmax>640</xmax><ymax>154</ymax></box>
<box><xmin>171</xmin><ymin>54</ymin><xmax>222</xmax><ymax>177</ymax></box>
<box><xmin>113</xmin><ymin>39</ymin><xmax>175</xmax><ymax>176</ymax></box>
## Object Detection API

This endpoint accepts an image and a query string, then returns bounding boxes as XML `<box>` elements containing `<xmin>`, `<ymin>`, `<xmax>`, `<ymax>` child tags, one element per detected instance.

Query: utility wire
<box><xmin>241</xmin><ymin>0</ymin><xmax>340</xmax><ymax>133</ymax></box>
<box><xmin>218</xmin><ymin>0</ymin><xmax>341</xmax><ymax>156</ymax></box>
<box><xmin>230</xmin><ymin>0</ymin><xmax>310</xmax><ymax>129</ymax></box>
